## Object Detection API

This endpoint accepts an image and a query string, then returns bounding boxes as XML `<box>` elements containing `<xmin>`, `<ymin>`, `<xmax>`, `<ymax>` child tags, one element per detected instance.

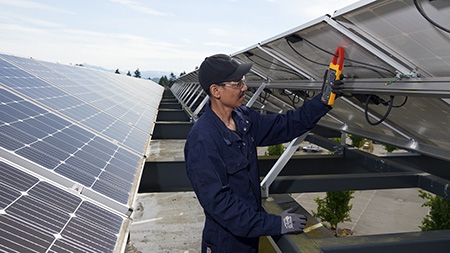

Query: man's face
<box><xmin>218</xmin><ymin>77</ymin><xmax>247</xmax><ymax>108</ymax></box>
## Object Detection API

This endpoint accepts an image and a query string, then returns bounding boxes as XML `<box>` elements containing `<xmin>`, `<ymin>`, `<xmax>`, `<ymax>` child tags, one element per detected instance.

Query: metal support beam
<box><xmin>185</xmin><ymin>85</ymin><xmax>201</xmax><ymax>107</ymax></box>
<box><xmin>315</xmin><ymin>230</ymin><xmax>450</xmax><ymax>253</ymax></box>
<box><xmin>269</xmin><ymin>172</ymin><xmax>420</xmax><ymax>194</ymax></box>
<box><xmin>244</xmin><ymin>77</ymin><xmax>450</xmax><ymax>97</ymax></box>
<box><xmin>192</xmin><ymin>95</ymin><xmax>209</xmax><ymax>121</ymax></box>
<box><xmin>188</xmin><ymin>86</ymin><xmax>203</xmax><ymax>110</ymax></box>
<box><xmin>261</xmin><ymin>132</ymin><xmax>308</xmax><ymax>198</ymax></box>
<box><xmin>257</xmin><ymin>44</ymin><xmax>315</xmax><ymax>80</ymax></box>
<box><xmin>324</xmin><ymin>16</ymin><xmax>414</xmax><ymax>76</ymax></box>
<box><xmin>263</xmin><ymin>193</ymin><xmax>450</xmax><ymax>253</ymax></box>
<box><xmin>246</xmin><ymin>82</ymin><xmax>268</xmax><ymax>107</ymax></box>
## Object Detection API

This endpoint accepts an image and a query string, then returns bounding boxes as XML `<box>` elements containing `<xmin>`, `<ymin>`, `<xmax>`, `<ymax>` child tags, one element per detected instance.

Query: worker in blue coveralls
<box><xmin>184</xmin><ymin>53</ymin><xmax>343</xmax><ymax>252</ymax></box>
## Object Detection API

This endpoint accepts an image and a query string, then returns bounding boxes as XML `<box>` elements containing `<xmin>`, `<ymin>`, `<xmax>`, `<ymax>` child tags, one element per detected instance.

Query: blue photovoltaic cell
<box><xmin>0</xmin><ymin>86</ymin><xmax>140</xmax><ymax>203</ymax></box>
<box><xmin>0</xmin><ymin>55</ymin><xmax>157</xmax><ymax>154</ymax></box>
<box><xmin>0</xmin><ymin>57</ymin><xmax>143</xmax><ymax>153</ymax></box>
<box><xmin>0</xmin><ymin>161</ymin><xmax>124</xmax><ymax>253</ymax></box>
<box><xmin>0</xmin><ymin>53</ymin><xmax>163</xmax><ymax>252</ymax></box>
<box><xmin>0</xmin><ymin>93</ymin><xmax>130</xmax><ymax>201</ymax></box>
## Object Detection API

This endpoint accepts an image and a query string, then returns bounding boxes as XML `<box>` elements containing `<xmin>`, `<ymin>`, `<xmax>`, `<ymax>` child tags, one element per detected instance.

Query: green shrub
<box><xmin>331</xmin><ymin>137</ymin><xmax>341</xmax><ymax>143</ymax></box>
<box><xmin>348</xmin><ymin>134</ymin><xmax>364</xmax><ymax>148</ymax></box>
<box><xmin>418</xmin><ymin>190</ymin><xmax>450</xmax><ymax>231</ymax></box>
<box><xmin>382</xmin><ymin>144</ymin><xmax>399</xmax><ymax>153</ymax></box>
<box><xmin>312</xmin><ymin>191</ymin><xmax>355</xmax><ymax>231</ymax></box>
<box><xmin>266</xmin><ymin>144</ymin><xmax>284</xmax><ymax>156</ymax></box>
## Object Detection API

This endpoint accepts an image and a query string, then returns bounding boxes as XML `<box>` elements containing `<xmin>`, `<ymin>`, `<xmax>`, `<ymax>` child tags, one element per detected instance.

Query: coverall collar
<box><xmin>205</xmin><ymin>100</ymin><xmax>244</xmax><ymax>145</ymax></box>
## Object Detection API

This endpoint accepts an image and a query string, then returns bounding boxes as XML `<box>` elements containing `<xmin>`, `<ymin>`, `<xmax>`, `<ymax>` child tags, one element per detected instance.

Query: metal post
<box><xmin>188</xmin><ymin>86</ymin><xmax>204</xmax><ymax>110</ymax></box>
<box><xmin>192</xmin><ymin>95</ymin><xmax>209</xmax><ymax>121</ymax></box>
<box><xmin>324</xmin><ymin>16</ymin><xmax>413</xmax><ymax>75</ymax></box>
<box><xmin>246</xmin><ymin>82</ymin><xmax>267</xmax><ymax>107</ymax></box>
<box><xmin>260</xmin><ymin>132</ymin><xmax>308</xmax><ymax>198</ymax></box>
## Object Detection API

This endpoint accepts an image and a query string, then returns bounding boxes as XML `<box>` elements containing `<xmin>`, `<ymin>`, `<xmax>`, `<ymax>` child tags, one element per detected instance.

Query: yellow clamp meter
<box><xmin>321</xmin><ymin>46</ymin><xmax>345</xmax><ymax>106</ymax></box>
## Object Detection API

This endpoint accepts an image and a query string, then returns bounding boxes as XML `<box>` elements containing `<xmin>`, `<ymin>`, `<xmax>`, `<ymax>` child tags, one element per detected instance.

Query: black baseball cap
<box><xmin>198</xmin><ymin>54</ymin><xmax>253</xmax><ymax>93</ymax></box>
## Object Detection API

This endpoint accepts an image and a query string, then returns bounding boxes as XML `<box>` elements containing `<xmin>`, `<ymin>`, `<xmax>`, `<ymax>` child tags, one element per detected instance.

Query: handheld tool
<box><xmin>321</xmin><ymin>46</ymin><xmax>345</xmax><ymax>106</ymax></box>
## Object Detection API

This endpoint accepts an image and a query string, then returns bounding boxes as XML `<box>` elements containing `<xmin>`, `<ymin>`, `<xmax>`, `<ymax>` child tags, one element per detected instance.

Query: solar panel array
<box><xmin>0</xmin><ymin>53</ymin><xmax>163</xmax><ymax>252</ymax></box>
<box><xmin>174</xmin><ymin>0</ymin><xmax>450</xmax><ymax>162</ymax></box>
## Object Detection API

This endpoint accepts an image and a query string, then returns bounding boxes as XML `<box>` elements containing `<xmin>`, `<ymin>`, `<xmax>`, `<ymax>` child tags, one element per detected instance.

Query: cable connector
<box><xmin>385</xmin><ymin>69</ymin><xmax>419</xmax><ymax>86</ymax></box>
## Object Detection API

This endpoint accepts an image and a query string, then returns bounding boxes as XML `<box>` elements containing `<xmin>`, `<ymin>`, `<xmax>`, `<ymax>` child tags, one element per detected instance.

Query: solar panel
<box><xmin>0</xmin><ymin>53</ymin><xmax>163</xmax><ymax>252</ymax></box>
<box><xmin>0</xmin><ymin>160</ymin><xmax>125</xmax><ymax>253</ymax></box>
<box><xmin>175</xmin><ymin>0</ymin><xmax>450</xmax><ymax>162</ymax></box>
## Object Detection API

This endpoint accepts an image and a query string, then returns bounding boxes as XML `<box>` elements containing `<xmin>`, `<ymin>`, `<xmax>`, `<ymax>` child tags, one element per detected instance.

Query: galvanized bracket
<box><xmin>246</xmin><ymin>82</ymin><xmax>268</xmax><ymax>107</ymax></box>
<box><xmin>260</xmin><ymin>132</ymin><xmax>308</xmax><ymax>198</ymax></box>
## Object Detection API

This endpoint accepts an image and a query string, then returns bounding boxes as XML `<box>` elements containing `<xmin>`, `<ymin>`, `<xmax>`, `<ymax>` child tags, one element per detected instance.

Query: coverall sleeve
<box><xmin>185</xmin><ymin>133</ymin><xmax>281</xmax><ymax>237</ymax></box>
<box><xmin>251</xmin><ymin>93</ymin><xmax>331</xmax><ymax>146</ymax></box>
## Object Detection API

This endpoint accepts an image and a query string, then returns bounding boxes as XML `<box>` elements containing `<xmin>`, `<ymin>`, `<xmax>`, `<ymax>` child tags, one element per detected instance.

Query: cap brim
<box><xmin>224</xmin><ymin>62</ymin><xmax>253</xmax><ymax>81</ymax></box>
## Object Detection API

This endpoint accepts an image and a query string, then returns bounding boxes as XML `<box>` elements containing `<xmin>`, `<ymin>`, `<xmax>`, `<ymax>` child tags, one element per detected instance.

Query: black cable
<box><xmin>259</xmin><ymin>89</ymin><xmax>271</xmax><ymax>104</ymax></box>
<box><xmin>365</xmin><ymin>95</ymin><xmax>395</xmax><ymax>126</ymax></box>
<box><xmin>287</xmin><ymin>38</ymin><xmax>394</xmax><ymax>77</ymax></box>
<box><xmin>364</xmin><ymin>95</ymin><xmax>408</xmax><ymax>125</ymax></box>
<box><xmin>244</xmin><ymin>53</ymin><xmax>305</xmax><ymax>79</ymax></box>
<box><xmin>288</xmin><ymin>93</ymin><xmax>300</xmax><ymax>108</ymax></box>
<box><xmin>286</xmin><ymin>39</ymin><xmax>329</xmax><ymax>67</ymax></box>
<box><xmin>414</xmin><ymin>0</ymin><xmax>450</xmax><ymax>34</ymax></box>
<box><xmin>300</xmin><ymin>37</ymin><xmax>396</xmax><ymax>76</ymax></box>
<box><xmin>392</xmin><ymin>96</ymin><xmax>408</xmax><ymax>108</ymax></box>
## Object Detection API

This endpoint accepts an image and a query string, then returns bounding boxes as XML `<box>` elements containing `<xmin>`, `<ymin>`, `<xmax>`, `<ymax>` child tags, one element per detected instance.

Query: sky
<box><xmin>0</xmin><ymin>0</ymin><xmax>360</xmax><ymax>75</ymax></box>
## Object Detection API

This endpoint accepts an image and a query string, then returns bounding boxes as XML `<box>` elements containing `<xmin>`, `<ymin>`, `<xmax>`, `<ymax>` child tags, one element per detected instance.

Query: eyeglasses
<box><xmin>218</xmin><ymin>77</ymin><xmax>246</xmax><ymax>89</ymax></box>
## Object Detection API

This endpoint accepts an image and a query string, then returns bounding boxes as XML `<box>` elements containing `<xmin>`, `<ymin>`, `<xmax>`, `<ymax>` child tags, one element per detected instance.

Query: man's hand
<box><xmin>331</xmin><ymin>78</ymin><xmax>344</xmax><ymax>98</ymax></box>
<box><xmin>280</xmin><ymin>208</ymin><xmax>307</xmax><ymax>234</ymax></box>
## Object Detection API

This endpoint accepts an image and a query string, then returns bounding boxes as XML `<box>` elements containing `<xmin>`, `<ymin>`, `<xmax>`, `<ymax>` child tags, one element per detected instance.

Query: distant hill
<box><xmin>82</xmin><ymin>63</ymin><xmax>171</xmax><ymax>80</ymax></box>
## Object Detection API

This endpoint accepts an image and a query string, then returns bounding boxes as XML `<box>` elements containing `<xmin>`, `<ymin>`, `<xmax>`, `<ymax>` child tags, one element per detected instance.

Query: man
<box><xmin>184</xmin><ymin>54</ymin><xmax>342</xmax><ymax>252</ymax></box>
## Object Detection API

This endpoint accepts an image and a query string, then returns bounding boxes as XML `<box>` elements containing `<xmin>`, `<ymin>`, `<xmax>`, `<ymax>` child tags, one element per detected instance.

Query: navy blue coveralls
<box><xmin>184</xmin><ymin>94</ymin><xmax>330</xmax><ymax>252</ymax></box>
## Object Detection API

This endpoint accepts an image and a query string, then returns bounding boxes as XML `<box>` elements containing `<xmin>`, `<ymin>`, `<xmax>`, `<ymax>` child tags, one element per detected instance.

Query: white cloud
<box><xmin>0</xmin><ymin>11</ymin><xmax>62</xmax><ymax>28</ymax></box>
<box><xmin>0</xmin><ymin>0</ymin><xmax>73</xmax><ymax>14</ymax></box>
<box><xmin>0</xmin><ymin>0</ymin><xmax>362</xmax><ymax>73</ymax></box>
<box><xmin>182</xmin><ymin>38</ymin><xmax>193</xmax><ymax>44</ymax></box>
<box><xmin>208</xmin><ymin>28</ymin><xmax>232</xmax><ymax>37</ymax></box>
<box><xmin>110</xmin><ymin>0</ymin><xmax>167</xmax><ymax>16</ymax></box>
<box><xmin>0</xmin><ymin>22</ymin><xmax>206</xmax><ymax>72</ymax></box>
<box><xmin>203</xmin><ymin>42</ymin><xmax>233</xmax><ymax>48</ymax></box>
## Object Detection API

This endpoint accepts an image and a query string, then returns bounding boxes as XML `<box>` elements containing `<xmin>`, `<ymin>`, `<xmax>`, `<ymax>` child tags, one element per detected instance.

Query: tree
<box><xmin>158</xmin><ymin>75</ymin><xmax>169</xmax><ymax>87</ymax></box>
<box><xmin>312</xmin><ymin>191</ymin><xmax>355</xmax><ymax>234</ymax></box>
<box><xmin>179</xmin><ymin>71</ymin><xmax>186</xmax><ymax>77</ymax></box>
<box><xmin>348</xmin><ymin>134</ymin><xmax>364</xmax><ymax>148</ymax></box>
<box><xmin>418</xmin><ymin>190</ymin><xmax>450</xmax><ymax>231</ymax></box>
<box><xmin>382</xmin><ymin>143</ymin><xmax>399</xmax><ymax>153</ymax></box>
<box><xmin>115</xmin><ymin>69</ymin><xmax>120</xmax><ymax>74</ymax></box>
<box><xmin>265</xmin><ymin>144</ymin><xmax>284</xmax><ymax>156</ymax></box>
<box><xmin>134</xmin><ymin>68</ymin><xmax>141</xmax><ymax>78</ymax></box>
<box><xmin>126</xmin><ymin>71</ymin><xmax>131</xmax><ymax>76</ymax></box>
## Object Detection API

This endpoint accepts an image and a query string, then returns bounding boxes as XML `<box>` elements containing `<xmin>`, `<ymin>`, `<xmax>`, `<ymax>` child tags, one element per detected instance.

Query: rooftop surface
<box><xmin>129</xmin><ymin>140</ymin><xmax>429</xmax><ymax>253</ymax></box>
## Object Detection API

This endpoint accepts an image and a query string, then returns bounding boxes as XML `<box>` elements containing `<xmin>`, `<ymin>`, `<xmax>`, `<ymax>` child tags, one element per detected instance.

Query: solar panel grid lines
<box><xmin>2</xmin><ymin>53</ymin><xmax>162</xmax><ymax>204</ymax></box>
<box><xmin>0</xmin><ymin>52</ymin><xmax>163</xmax><ymax>252</ymax></box>
<box><xmin>0</xmin><ymin>55</ymin><xmax>156</xmax><ymax>154</ymax></box>
<box><xmin>0</xmin><ymin>160</ymin><xmax>128</xmax><ymax>253</ymax></box>
<box><xmin>41</xmin><ymin>61</ymin><xmax>159</xmax><ymax>120</ymax></box>
<box><xmin>0</xmin><ymin>99</ymin><xmax>138</xmax><ymax>205</ymax></box>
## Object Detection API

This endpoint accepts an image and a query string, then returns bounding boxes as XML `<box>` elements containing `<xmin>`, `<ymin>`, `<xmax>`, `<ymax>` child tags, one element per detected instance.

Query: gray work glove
<box><xmin>280</xmin><ymin>208</ymin><xmax>307</xmax><ymax>234</ymax></box>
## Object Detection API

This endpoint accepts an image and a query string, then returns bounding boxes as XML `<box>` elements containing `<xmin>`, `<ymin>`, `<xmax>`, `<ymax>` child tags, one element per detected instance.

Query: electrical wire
<box><xmin>392</xmin><ymin>96</ymin><xmax>408</xmax><ymax>108</ymax></box>
<box><xmin>414</xmin><ymin>0</ymin><xmax>450</xmax><ymax>34</ymax></box>
<box><xmin>244</xmin><ymin>53</ymin><xmax>305</xmax><ymax>79</ymax></box>
<box><xmin>363</xmin><ymin>95</ymin><xmax>408</xmax><ymax>125</ymax></box>
<box><xmin>364</xmin><ymin>95</ymin><xmax>394</xmax><ymax>126</ymax></box>
<box><xmin>286</xmin><ymin>40</ymin><xmax>329</xmax><ymax>67</ymax></box>
<box><xmin>259</xmin><ymin>89</ymin><xmax>271</xmax><ymax>104</ymax></box>
<box><xmin>285</xmin><ymin>35</ymin><xmax>412</xmax><ymax>125</ymax></box>
<box><xmin>298</xmin><ymin>37</ymin><xmax>396</xmax><ymax>76</ymax></box>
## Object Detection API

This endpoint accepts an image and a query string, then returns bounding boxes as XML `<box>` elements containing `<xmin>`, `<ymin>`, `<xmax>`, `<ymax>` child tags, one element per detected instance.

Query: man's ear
<box><xmin>209</xmin><ymin>84</ymin><xmax>221</xmax><ymax>99</ymax></box>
